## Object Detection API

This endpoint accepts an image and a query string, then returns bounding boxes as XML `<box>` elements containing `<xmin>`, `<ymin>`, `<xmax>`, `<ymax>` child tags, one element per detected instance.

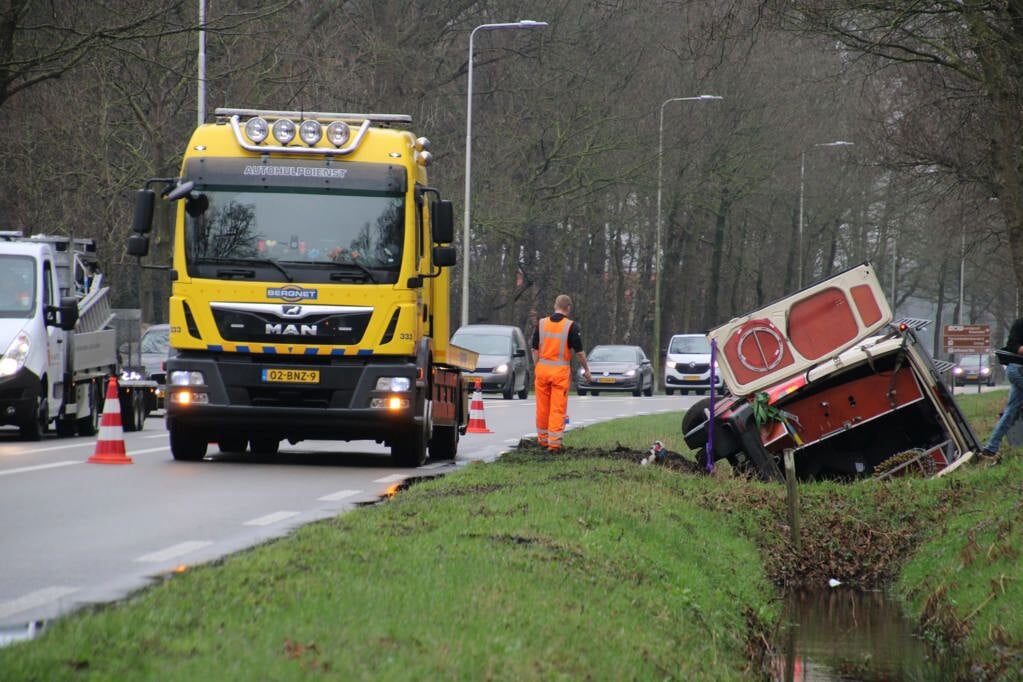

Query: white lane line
<box><xmin>0</xmin><ymin>460</ymin><xmax>80</xmax><ymax>477</ymax></box>
<box><xmin>0</xmin><ymin>586</ymin><xmax>79</xmax><ymax>620</ymax></box>
<box><xmin>318</xmin><ymin>489</ymin><xmax>361</xmax><ymax>502</ymax></box>
<box><xmin>6</xmin><ymin>442</ymin><xmax>94</xmax><ymax>454</ymax></box>
<box><xmin>243</xmin><ymin>511</ymin><xmax>299</xmax><ymax>527</ymax></box>
<box><xmin>134</xmin><ymin>541</ymin><xmax>213</xmax><ymax>563</ymax></box>
<box><xmin>142</xmin><ymin>433</ymin><xmax>169</xmax><ymax>439</ymax></box>
<box><xmin>373</xmin><ymin>474</ymin><xmax>407</xmax><ymax>483</ymax></box>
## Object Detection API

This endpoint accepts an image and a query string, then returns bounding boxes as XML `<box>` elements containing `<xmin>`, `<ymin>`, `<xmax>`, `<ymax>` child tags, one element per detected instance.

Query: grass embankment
<box><xmin>2</xmin><ymin>393</ymin><xmax>1021</xmax><ymax>680</ymax></box>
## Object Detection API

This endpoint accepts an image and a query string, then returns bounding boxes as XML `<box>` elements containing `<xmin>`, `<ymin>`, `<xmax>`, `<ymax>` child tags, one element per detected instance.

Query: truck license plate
<box><xmin>261</xmin><ymin>368</ymin><xmax>320</xmax><ymax>384</ymax></box>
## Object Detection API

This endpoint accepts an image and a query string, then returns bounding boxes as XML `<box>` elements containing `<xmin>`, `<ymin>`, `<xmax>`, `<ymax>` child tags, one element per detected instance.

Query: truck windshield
<box><xmin>184</xmin><ymin>188</ymin><xmax>405</xmax><ymax>283</ymax></box>
<box><xmin>0</xmin><ymin>255</ymin><xmax>36</xmax><ymax>318</ymax></box>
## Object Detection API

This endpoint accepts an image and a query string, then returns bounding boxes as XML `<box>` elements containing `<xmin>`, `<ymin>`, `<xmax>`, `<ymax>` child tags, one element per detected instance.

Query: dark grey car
<box><xmin>452</xmin><ymin>324</ymin><xmax>531</xmax><ymax>399</ymax></box>
<box><xmin>576</xmin><ymin>344</ymin><xmax>654</xmax><ymax>397</ymax></box>
<box><xmin>140</xmin><ymin>323</ymin><xmax>170</xmax><ymax>408</ymax></box>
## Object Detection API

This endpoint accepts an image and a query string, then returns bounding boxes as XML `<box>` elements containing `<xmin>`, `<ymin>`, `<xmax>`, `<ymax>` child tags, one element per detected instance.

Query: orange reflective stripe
<box><xmin>537</xmin><ymin>317</ymin><xmax>572</xmax><ymax>367</ymax></box>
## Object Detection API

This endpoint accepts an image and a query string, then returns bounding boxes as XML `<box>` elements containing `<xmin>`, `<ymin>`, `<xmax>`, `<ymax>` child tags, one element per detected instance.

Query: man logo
<box><xmin>266</xmin><ymin>323</ymin><xmax>318</xmax><ymax>336</ymax></box>
<box><xmin>282</xmin><ymin>305</ymin><xmax>303</xmax><ymax>317</ymax></box>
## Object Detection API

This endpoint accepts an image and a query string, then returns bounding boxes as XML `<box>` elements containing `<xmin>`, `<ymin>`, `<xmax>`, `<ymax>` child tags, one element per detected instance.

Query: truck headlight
<box><xmin>244</xmin><ymin>117</ymin><xmax>269</xmax><ymax>143</ymax></box>
<box><xmin>0</xmin><ymin>332</ymin><xmax>31</xmax><ymax>377</ymax></box>
<box><xmin>375</xmin><ymin>377</ymin><xmax>411</xmax><ymax>392</ymax></box>
<box><xmin>272</xmin><ymin>118</ymin><xmax>296</xmax><ymax>145</ymax></box>
<box><xmin>169</xmin><ymin>370</ymin><xmax>205</xmax><ymax>386</ymax></box>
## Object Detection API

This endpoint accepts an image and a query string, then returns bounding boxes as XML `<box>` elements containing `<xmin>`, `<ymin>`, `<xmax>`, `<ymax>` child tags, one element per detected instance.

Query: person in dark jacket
<box><xmin>981</xmin><ymin>317</ymin><xmax>1023</xmax><ymax>459</ymax></box>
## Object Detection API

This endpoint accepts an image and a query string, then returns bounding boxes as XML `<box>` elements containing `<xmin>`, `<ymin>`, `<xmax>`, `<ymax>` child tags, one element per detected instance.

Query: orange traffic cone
<box><xmin>87</xmin><ymin>377</ymin><xmax>133</xmax><ymax>465</ymax></box>
<box><xmin>466</xmin><ymin>378</ymin><xmax>492</xmax><ymax>434</ymax></box>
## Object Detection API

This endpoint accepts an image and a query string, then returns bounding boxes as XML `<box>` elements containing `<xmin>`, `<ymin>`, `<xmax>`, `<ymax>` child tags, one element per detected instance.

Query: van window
<box><xmin>669</xmin><ymin>336</ymin><xmax>710</xmax><ymax>354</ymax></box>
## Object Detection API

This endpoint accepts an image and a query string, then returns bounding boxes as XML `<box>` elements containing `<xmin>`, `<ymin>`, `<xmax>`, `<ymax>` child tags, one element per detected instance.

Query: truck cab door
<box><xmin>43</xmin><ymin>260</ymin><xmax>67</xmax><ymax>391</ymax></box>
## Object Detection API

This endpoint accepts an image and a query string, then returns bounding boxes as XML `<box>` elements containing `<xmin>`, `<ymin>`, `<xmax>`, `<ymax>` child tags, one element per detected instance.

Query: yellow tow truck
<box><xmin>128</xmin><ymin>108</ymin><xmax>476</xmax><ymax>465</ymax></box>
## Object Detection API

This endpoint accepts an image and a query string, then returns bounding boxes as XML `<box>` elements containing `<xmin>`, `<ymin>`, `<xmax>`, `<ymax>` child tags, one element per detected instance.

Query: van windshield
<box><xmin>451</xmin><ymin>333</ymin><xmax>511</xmax><ymax>356</ymax></box>
<box><xmin>669</xmin><ymin>336</ymin><xmax>710</xmax><ymax>354</ymax></box>
<box><xmin>0</xmin><ymin>255</ymin><xmax>36</xmax><ymax>318</ymax></box>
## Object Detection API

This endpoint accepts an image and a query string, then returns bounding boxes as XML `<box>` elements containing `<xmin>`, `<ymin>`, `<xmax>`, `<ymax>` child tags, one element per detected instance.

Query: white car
<box><xmin>663</xmin><ymin>333</ymin><xmax>725</xmax><ymax>395</ymax></box>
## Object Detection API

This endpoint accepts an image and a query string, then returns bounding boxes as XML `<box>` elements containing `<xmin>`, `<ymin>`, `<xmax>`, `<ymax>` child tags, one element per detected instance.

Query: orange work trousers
<box><xmin>535</xmin><ymin>364</ymin><xmax>570</xmax><ymax>449</ymax></box>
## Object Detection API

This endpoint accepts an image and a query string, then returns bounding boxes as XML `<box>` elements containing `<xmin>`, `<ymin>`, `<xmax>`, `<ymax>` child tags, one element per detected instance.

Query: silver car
<box><xmin>576</xmin><ymin>345</ymin><xmax>654</xmax><ymax>397</ymax></box>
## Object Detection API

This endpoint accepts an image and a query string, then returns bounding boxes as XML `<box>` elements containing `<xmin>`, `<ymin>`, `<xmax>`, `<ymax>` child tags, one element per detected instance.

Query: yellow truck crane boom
<box><xmin>127</xmin><ymin>108</ymin><xmax>476</xmax><ymax>465</ymax></box>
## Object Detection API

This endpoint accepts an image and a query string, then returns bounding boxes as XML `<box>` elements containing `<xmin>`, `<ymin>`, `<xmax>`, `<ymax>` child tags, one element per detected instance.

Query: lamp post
<box><xmin>654</xmin><ymin>95</ymin><xmax>722</xmax><ymax>390</ymax></box>
<box><xmin>198</xmin><ymin>0</ymin><xmax>206</xmax><ymax>126</ymax></box>
<box><xmin>797</xmin><ymin>140</ymin><xmax>854</xmax><ymax>288</ymax></box>
<box><xmin>461</xmin><ymin>19</ymin><xmax>548</xmax><ymax>328</ymax></box>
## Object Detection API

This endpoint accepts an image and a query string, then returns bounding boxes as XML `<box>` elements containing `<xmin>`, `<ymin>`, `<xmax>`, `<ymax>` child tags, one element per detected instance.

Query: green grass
<box><xmin>3</xmin><ymin>392</ymin><xmax>1021</xmax><ymax>679</ymax></box>
<box><xmin>0</xmin><ymin>441</ymin><xmax>774</xmax><ymax>681</ymax></box>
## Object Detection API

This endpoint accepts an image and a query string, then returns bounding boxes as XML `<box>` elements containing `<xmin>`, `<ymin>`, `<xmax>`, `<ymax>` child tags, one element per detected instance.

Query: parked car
<box><xmin>663</xmin><ymin>333</ymin><xmax>725</xmax><ymax>395</ymax></box>
<box><xmin>952</xmin><ymin>353</ymin><xmax>996</xmax><ymax>386</ymax></box>
<box><xmin>140</xmin><ymin>323</ymin><xmax>170</xmax><ymax>408</ymax></box>
<box><xmin>576</xmin><ymin>344</ymin><xmax>654</xmax><ymax>396</ymax></box>
<box><xmin>452</xmin><ymin>324</ymin><xmax>530</xmax><ymax>399</ymax></box>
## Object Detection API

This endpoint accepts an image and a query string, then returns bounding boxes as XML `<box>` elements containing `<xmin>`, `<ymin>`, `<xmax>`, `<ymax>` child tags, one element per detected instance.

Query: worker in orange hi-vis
<box><xmin>531</xmin><ymin>294</ymin><xmax>591</xmax><ymax>452</ymax></box>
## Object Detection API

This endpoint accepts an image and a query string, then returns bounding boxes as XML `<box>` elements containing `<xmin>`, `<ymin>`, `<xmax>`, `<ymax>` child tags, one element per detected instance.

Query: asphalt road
<box><xmin>0</xmin><ymin>392</ymin><xmax>698</xmax><ymax>634</ymax></box>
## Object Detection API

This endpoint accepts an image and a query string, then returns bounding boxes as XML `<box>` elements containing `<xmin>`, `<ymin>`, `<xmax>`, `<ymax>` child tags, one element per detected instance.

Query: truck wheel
<box><xmin>170</xmin><ymin>426</ymin><xmax>207</xmax><ymax>461</ymax></box>
<box><xmin>77</xmin><ymin>382</ymin><xmax>100</xmax><ymax>436</ymax></box>
<box><xmin>19</xmin><ymin>396</ymin><xmax>48</xmax><ymax>441</ymax></box>
<box><xmin>392</xmin><ymin>419</ymin><xmax>428</xmax><ymax>466</ymax></box>
<box><xmin>133</xmin><ymin>390</ymin><xmax>146</xmax><ymax>432</ymax></box>
<box><xmin>428</xmin><ymin>424</ymin><xmax>459</xmax><ymax>461</ymax></box>
<box><xmin>219</xmin><ymin>436</ymin><xmax>247</xmax><ymax>453</ymax></box>
<box><xmin>249</xmin><ymin>437</ymin><xmax>280</xmax><ymax>455</ymax></box>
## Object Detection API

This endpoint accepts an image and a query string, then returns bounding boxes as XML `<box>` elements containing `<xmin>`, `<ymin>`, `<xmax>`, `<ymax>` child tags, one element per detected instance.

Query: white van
<box><xmin>663</xmin><ymin>333</ymin><xmax>724</xmax><ymax>395</ymax></box>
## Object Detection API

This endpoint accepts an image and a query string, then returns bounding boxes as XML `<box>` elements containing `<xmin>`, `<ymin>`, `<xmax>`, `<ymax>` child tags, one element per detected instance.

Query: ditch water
<box><xmin>770</xmin><ymin>588</ymin><xmax>957</xmax><ymax>681</ymax></box>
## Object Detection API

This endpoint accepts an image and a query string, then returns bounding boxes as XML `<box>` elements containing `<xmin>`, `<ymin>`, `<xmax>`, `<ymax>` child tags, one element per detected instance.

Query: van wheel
<box><xmin>666</xmin><ymin>388</ymin><xmax>674</xmax><ymax>396</ymax></box>
<box><xmin>20</xmin><ymin>394</ymin><xmax>48</xmax><ymax>441</ymax></box>
<box><xmin>77</xmin><ymin>381</ymin><xmax>100</xmax><ymax>436</ymax></box>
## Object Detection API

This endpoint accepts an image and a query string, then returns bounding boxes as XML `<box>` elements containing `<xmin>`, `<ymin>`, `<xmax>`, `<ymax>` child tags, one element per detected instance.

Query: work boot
<box><xmin>977</xmin><ymin>448</ymin><xmax>1000</xmax><ymax>466</ymax></box>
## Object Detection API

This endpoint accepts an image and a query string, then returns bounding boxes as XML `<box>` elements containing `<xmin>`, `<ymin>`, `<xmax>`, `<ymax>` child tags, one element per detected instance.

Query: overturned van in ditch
<box><xmin>682</xmin><ymin>263</ymin><xmax>980</xmax><ymax>481</ymax></box>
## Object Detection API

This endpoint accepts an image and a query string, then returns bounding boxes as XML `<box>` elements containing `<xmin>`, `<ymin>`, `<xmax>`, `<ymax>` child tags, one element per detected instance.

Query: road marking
<box><xmin>134</xmin><ymin>541</ymin><xmax>213</xmax><ymax>563</ymax></box>
<box><xmin>243</xmin><ymin>511</ymin><xmax>299</xmax><ymax>527</ymax></box>
<box><xmin>318</xmin><ymin>489</ymin><xmax>361</xmax><ymax>502</ymax></box>
<box><xmin>373</xmin><ymin>474</ymin><xmax>407</xmax><ymax>483</ymax></box>
<box><xmin>0</xmin><ymin>586</ymin><xmax>79</xmax><ymax>620</ymax></box>
<box><xmin>5</xmin><ymin>442</ymin><xmax>93</xmax><ymax>454</ymax></box>
<box><xmin>0</xmin><ymin>461</ymin><xmax>80</xmax><ymax>477</ymax></box>
<box><xmin>142</xmin><ymin>433</ymin><xmax>169</xmax><ymax>439</ymax></box>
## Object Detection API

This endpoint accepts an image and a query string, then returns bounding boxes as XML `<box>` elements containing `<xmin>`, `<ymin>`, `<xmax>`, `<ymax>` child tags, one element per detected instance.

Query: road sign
<box><xmin>943</xmin><ymin>324</ymin><xmax>990</xmax><ymax>353</ymax></box>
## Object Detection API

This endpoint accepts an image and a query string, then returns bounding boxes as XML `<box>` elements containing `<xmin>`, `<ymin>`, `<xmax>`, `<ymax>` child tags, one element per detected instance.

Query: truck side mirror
<box><xmin>133</xmin><ymin>189</ymin><xmax>155</xmax><ymax>234</ymax></box>
<box><xmin>433</xmin><ymin>245</ymin><xmax>456</xmax><ymax>268</ymax></box>
<box><xmin>432</xmin><ymin>200</ymin><xmax>454</xmax><ymax>244</ymax></box>
<box><xmin>127</xmin><ymin>233</ymin><xmax>150</xmax><ymax>257</ymax></box>
<box><xmin>45</xmin><ymin>296</ymin><xmax>79</xmax><ymax>331</ymax></box>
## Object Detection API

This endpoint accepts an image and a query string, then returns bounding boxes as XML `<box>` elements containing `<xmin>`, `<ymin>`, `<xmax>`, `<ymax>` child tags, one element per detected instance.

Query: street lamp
<box><xmin>654</xmin><ymin>95</ymin><xmax>722</xmax><ymax>390</ymax></box>
<box><xmin>797</xmin><ymin>140</ymin><xmax>854</xmax><ymax>288</ymax></box>
<box><xmin>461</xmin><ymin>19</ymin><xmax>548</xmax><ymax>328</ymax></box>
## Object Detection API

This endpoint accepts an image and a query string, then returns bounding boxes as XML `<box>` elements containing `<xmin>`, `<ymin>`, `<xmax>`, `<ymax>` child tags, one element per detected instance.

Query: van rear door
<box><xmin>708</xmin><ymin>263</ymin><xmax>892</xmax><ymax>396</ymax></box>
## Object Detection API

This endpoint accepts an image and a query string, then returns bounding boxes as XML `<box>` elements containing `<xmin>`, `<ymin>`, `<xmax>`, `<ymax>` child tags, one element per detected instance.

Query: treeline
<box><xmin>0</xmin><ymin>0</ymin><xmax>1017</xmax><ymax>352</ymax></box>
